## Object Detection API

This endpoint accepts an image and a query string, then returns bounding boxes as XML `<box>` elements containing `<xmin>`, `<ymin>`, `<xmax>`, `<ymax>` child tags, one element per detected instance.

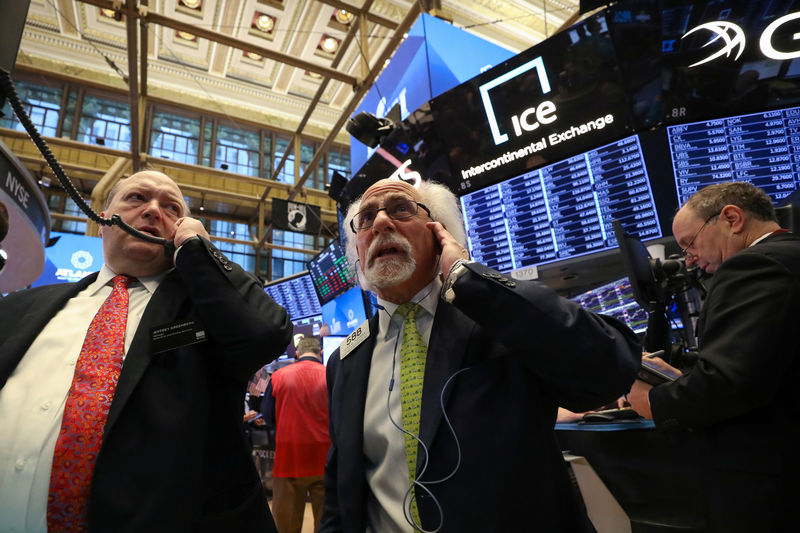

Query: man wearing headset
<box><xmin>321</xmin><ymin>177</ymin><xmax>641</xmax><ymax>532</ymax></box>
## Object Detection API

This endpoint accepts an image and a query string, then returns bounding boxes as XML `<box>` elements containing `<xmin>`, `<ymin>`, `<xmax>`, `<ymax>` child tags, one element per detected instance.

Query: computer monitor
<box><xmin>307</xmin><ymin>238</ymin><xmax>357</xmax><ymax>305</ymax></box>
<box><xmin>263</xmin><ymin>271</ymin><xmax>321</xmax><ymax>320</ymax></box>
<box><xmin>570</xmin><ymin>277</ymin><xmax>648</xmax><ymax>335</ymax></box>
<box><xmin>321</xmin><ymin>285</ymin><xmax>368</xmax><ymax>337</ymax></box>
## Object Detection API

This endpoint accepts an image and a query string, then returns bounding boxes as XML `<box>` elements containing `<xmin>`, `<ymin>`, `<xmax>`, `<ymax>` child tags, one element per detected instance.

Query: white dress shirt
<box><xmin>0</xmin><ymin>265</ymin><xmax>164</xmax><ymax>533</ymax></box>
<box><xmin>363</xmin><ymin>277</ymin><xmax>441</xmax><ymax>533</ymax></box>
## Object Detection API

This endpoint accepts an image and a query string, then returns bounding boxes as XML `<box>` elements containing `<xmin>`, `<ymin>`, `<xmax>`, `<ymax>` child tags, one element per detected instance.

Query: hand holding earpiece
<box><xmin>427</xmin><ymin>221</ymin><xmax>469</xmax><ymax>279</ymax></box>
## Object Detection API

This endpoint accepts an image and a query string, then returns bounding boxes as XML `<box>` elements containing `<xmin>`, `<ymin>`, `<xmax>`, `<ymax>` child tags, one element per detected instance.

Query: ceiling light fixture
<box><xmin>255</xmin><ymin>14</ymin><xmax>274</xmax><ymax>33</ymax></box>
<box><xmin>319</xmin><ymin>35</ymin><xmax>339</xmax><ymax>54</ymax></box>
<box><xmin>335</xmin><ymin>10</ymin><xmax>354</xmax><ymax>25</ymax></box>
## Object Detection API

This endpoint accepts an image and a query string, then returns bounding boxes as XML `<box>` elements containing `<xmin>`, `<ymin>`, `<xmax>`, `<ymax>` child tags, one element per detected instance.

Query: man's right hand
<box><xmin>427</xmin><ymin>221</ymin><xmax>469</xmax><ymax>279</ymax></box>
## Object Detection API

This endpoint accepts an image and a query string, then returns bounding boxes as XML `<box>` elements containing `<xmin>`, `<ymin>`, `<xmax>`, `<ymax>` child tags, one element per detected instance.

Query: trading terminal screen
<box><xmin>570</xmin><ymin>277</ymin><xmax>648</xmax><ymax>334</ymax></box>
<box><xmin>308</xmin><ymin>239</ymin><xmax>357</xmax><ymax>305</ymax></box>
<box><xmin>460</xmin><ymin>134</ymin><xmax>662</xmax><ymax>273</ymax></box>
<box><xmin>668</xmin><ymin>105</ymin><xmax>800</xmax><ymax>206</ymax></box>
<box><xmin>264</xmin><ymin>271</ymin><xmax>322</xmax><ymax>320</ymax></box>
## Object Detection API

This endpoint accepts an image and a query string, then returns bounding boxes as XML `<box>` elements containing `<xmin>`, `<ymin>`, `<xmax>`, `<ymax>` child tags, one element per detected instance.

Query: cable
<box><xmin>0</xmin><ymin>68</ymin><xmax>174</xmax><ymax>252</ymax></box>
<box><xmin>382</xmin><ymin>296</ymin><xmax>468</xmax><ymax>532</ymax></box>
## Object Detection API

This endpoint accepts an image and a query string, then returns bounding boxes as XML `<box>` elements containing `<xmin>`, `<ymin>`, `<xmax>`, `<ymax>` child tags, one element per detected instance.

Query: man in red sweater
<box><xmin>262</xmin><ymin>336</ymin><xmax>331</xmax><ymax>533</ymax></box>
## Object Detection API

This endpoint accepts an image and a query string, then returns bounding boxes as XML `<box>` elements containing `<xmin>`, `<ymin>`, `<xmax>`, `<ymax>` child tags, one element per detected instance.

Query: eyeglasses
<box><xmin>350</xmin><ymin>198</ymin><xmax>431</xmax><ymax>232</ymax></box>
<box><xmin>679</xmin><ymin>211</ymin><xmax>721</xmax><ymax>257</ymax></box>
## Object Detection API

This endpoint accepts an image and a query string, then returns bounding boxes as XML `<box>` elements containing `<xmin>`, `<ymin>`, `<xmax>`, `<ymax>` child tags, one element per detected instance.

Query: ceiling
<box><xmin>17</xmin><ymin>0</ymin><xmax>584</xmax><ymax>151</ymax></box>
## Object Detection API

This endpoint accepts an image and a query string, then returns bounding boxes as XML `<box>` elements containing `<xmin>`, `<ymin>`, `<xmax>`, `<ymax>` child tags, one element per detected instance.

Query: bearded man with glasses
<box><xmin>320</xmin><ymin>177</ymin><xmax>641</xmax><ymax>533</ymax></box>
<box><xmin>627</xmin><ymin>181</ymin><xmax>800</xmax><ymax>532</ymax></box>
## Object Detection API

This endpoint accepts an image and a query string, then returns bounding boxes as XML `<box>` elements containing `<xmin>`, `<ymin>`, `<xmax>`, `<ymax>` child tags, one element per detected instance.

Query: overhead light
<box><xmin>319</xmin><ymin>35</ymin><xmax>339</xmax><ymax>54</ymax></box>
<box><xmin>345</xmin><ymin>112</ymin><xmax>396</xmax><ymax>148</ymax></box>
<box><xmin>199</xmin><ymin>195</ymin><xmax>205</xmax><ymax>212</ymax></box>
<box><xmin>180</xmin><ymin>0</ymin><xmax>202</xmax><ymax>9</ymax></box>
<box><xmin>335</xmin><ymin>10</ymin><xmax>354</xmax><ymax>25</ymax></box>
<box><xmin>246</xmin><ymin>52</ymin><xmax>263</xmax><ymax>61</ymax></box>
<box><xmin>177</xmin><ymin>31</ymin><xmax>197</xmax><ymax>41</ymax></box>
<box><xmin>254</xmin><ymin>13</ymin><xmax>275</xmax><ymax>33</ymax></box>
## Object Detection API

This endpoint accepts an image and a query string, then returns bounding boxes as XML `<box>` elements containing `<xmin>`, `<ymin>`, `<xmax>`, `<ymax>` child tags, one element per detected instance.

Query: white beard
<box><xmin>362</xmin><ymin>234</ymin><xmax>417</xmax><ymax>289</ymax></box>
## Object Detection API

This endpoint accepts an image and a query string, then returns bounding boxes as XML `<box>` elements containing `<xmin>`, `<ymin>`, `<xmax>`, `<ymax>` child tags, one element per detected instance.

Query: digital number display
<box><xmin>264</xmin><ymin>272</ymin><xmax>321</xmax><ymax>320</ymax></box>
<box><xmin>308</xmin><ymin>239</ymin><xmax>357</xmax><ymax>305</ymax></box>
<box><xmin>460</xmin><ymin>135</ymin><xmax>661</xmax><ymax>273</ymax></box>
<box><xmin>668</xmin><ymin>106</ymin><xmax>800</xmax><ymax>206</ymax></box>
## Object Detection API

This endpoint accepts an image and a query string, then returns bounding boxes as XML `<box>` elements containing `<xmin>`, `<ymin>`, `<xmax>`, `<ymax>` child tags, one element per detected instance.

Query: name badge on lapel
<box><xmin>340</xmin><ymin>320</ymin><xmax>369</xmax><ymax>359</ymax></box>
<box><xmin>151</xmin><ymin>319</ymin><xmax>208</xmax><ymax>354</ymax></box>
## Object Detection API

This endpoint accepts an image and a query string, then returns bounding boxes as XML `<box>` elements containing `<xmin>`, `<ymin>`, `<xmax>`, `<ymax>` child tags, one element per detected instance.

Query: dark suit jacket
<box><xmin>0</xmin><ymin>236</ymin><xmax>292</xmax><ymax>532</ymax></box>
<box><xmin>321</xmin><ymin>263</ymin><xmax>641</xmax><ymax>532</ymax></box>
<box><xmin>649</xmin><ymin>232</ymin><xmax>800</xmax><ymax>532</ymax></box>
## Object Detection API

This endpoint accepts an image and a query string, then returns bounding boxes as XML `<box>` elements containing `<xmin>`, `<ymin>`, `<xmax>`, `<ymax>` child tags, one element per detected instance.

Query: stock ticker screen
<box><xmin>669</xmin><ymin>105</ymin><xmax>800</xmax><ymax>206</ymax></box>
<box><xmin>308</xmin><ymin>239</ymin><xmax>357</xmax><ymax>306</ymax></box>
<box><xmin>263</xmin><ymin>272</ymin><xmax>321</xmax><ymax>320</ymax></box>
<box><xmin>570</xmin><ymin>277</ymin><xmax>648</xmax><ymax>334</ymax></box>
<box><xmin>460</xmin><ymin>134</ymin><xmax>661</xmax><ymax>273</ymax></box>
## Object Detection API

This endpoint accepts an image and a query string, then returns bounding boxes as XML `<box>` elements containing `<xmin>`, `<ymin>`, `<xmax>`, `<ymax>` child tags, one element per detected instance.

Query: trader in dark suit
<box><xmin>0</xmin><ymin>170</ymin><xmax>292</xmax><ymax>532</ymax></box>
<box><xmin>321</xmin><ymin>177</ymin><xmax>641</xmax><ymax>532</ymax></box>
<box><xmin>627</xmin><ymin>181</ymin><xmax>800</xmax><ymax>532</ymax></box>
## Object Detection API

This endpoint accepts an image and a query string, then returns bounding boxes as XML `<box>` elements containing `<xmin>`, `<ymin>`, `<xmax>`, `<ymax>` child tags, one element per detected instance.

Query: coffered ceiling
<box><xmin>16</xmin><ymin>0</ymin><xmax>584</xmax><ymax>148</ymax></box>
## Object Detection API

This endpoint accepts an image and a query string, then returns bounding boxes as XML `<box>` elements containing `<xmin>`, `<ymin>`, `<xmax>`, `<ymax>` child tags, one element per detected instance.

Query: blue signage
<box><xmin>32</xmin><ymin>231</ymin><xmax>104</xmax><ymax>287</ymax></box>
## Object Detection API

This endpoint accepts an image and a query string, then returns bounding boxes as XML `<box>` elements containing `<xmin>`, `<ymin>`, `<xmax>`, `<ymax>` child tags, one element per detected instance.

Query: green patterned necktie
<box><xmin>396</xmin><ymin>302</ymin><xmax>427</xmax><ymax>527</ymax></box>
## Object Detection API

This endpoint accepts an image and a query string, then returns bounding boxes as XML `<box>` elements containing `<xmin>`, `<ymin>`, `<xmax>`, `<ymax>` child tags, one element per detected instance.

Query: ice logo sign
<box><xmin>479</xmin><ymin>56</ymin><xmax>557</xmax><ymax>146</ymax></box>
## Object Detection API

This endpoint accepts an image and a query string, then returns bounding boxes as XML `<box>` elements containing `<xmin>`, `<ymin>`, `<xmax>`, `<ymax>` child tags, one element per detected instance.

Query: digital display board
<box><xmin>570</xmin><ymin>277</ymin><xmax>648</xmax><ymax>334</ymax></box>
<box><xmin>433</xmin><ymin>12</ymin><xmax>636</xmax><ymax>194</ymax></box>
<box><xmin>307</xmin><ymin>239</ymin><xmax>357</xmax><ymax>305</ymax></box>
<box><xmin>668</xmin><ymin>105</ymin><xmax>800</xmax><ymax>206</ymax></box>
<box><xmin>461</xmin><ymin>134</ymin><xmax>662</xmax><ymax>273</ymax></box>
<box><xmin>263</xmin><ymin>271</ymin><xmax>321</xmax><ymax>320</ymax></box>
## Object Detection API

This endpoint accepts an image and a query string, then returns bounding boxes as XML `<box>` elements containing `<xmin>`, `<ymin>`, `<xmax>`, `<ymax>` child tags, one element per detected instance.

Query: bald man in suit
<box><xmin>0</xmin><ymin>170</ymin><xmax>291</xmax><ymax>532</ymax></box>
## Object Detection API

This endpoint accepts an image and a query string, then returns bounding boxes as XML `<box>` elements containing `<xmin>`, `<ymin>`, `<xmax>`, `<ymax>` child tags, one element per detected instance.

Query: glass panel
<box><xmin>271</xmin><ymin>229</ymin><xmax>316</xmax><ymax>277</ymax></box>
<box><xmin>273</xmin><ymin>136</ymin><xmax>295</xmax><ymax>184</ymax></box>
<box><xmin>215</xmin><ymin>124</ymin><xmax>260</xmax><ymax>176</ymax></box>
<box><xmin>76</xmin><ymin>95</ymin><xmax>131</xmax><ymax>151</ymax></box>
<box><xmin>150</xmin><ymin>110</ymin><xmax>200</xmax><ymax>164</ymax></box>
<box><xmin>0</xmin><ymin>80</ymin><xmax>62</xmax><ymax>137</ymax></box>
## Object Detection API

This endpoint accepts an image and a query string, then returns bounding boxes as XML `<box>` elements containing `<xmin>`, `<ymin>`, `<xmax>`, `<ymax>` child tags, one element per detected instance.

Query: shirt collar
<box><xmin>749</xmin><ymin>230</ymin><xmax>787</xmax><ymax>247</ymax></box>
<box><xmin>376</xmin><ymin>276</ymin><xmax>442</xmax><ymax>337</ymax></box>
<box><xmin>88</xmin><ymin>264</ymin><xmax>169</xmax><ymax>296</ymax></box>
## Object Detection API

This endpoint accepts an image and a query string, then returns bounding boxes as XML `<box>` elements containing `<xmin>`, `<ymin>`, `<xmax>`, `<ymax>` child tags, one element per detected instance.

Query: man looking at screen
<box><xmin>627</xmin><ymin>181</ymin><xmax>800</xmax><ymax>532</ymax></box>
<box><xmin>320</xmin><ymin>177</ymin><xmax>641</xmax><ymax>532</ymax></box>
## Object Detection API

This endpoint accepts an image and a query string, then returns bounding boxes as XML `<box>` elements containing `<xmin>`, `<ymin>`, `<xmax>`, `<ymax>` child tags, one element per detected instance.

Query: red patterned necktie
<box><xmin>47</xmin><ymin>275</ymin><xmax>132</xmax><ymax>532</ymax></box>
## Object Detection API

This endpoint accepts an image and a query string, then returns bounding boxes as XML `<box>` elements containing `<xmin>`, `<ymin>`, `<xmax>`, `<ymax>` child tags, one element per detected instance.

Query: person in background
<box><xmin>321</xmin><ymin>177</ymin><xmax>641</xmax><ymax>532</ymax></box>
<box><xmin>0</xmin><ymin>170</ymin><xmax>291</xmax><ymax>532</ymax></box>
<box><xmin>627</xmin><ymin>181</ymin><xmax>800</xmax><ymax>532</ymax></box>
<box><xmin>262</xmin><ymin>336</ymin><xmax>330</xmax><ymax>533</ymax></box>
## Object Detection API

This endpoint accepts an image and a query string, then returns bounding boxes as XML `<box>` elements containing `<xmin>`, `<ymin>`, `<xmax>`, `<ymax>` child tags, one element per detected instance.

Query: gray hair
<box><xmin>685</xmin><ymin>181</ymin><xmax>776</xmax><ymax>222</ymax></box>
<box><xmin>343</xmin><ymin>180</ymin><xmax>467</xmax><ymax>292</ymax></box>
